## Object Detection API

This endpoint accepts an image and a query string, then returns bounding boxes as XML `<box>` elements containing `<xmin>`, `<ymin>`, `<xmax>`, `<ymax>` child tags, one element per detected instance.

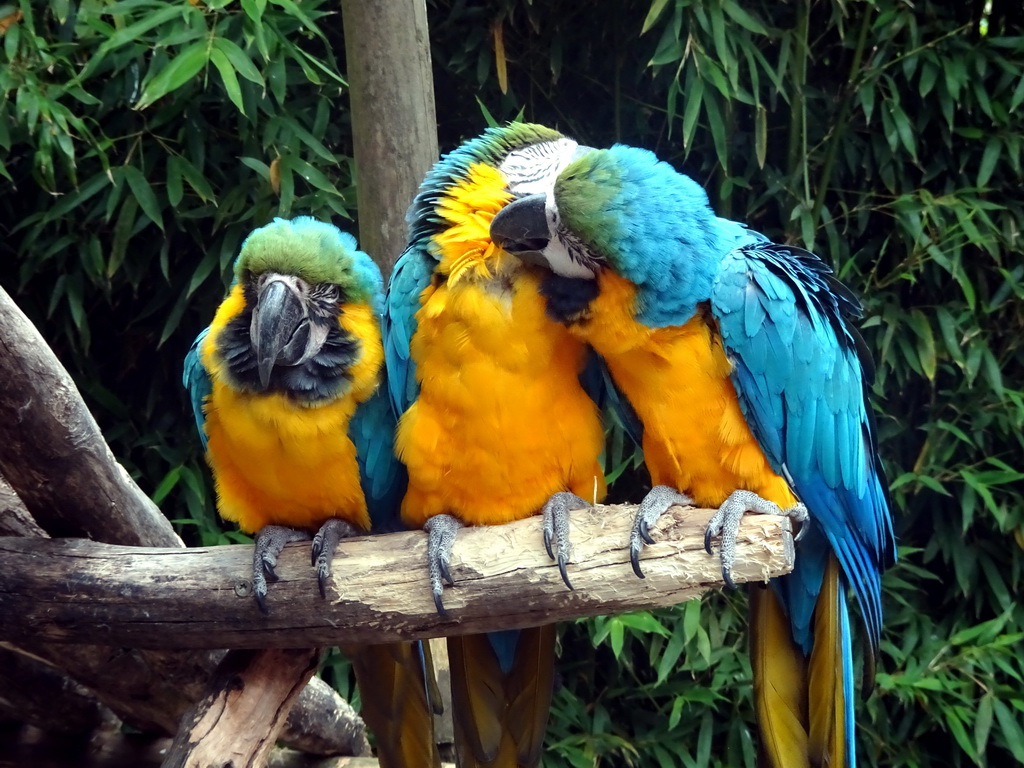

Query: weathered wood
<box><xmin>340</xmin><ymin>0</ymin><xmax>439</xmax><ymax>277</ymax></box>
<box><xmin>0</xmin><ymin>646</ymin><xmax>118</xmax><ymax>734</ymax></box>
<box><xmin>0</xmin><ymin>728</ymin><xmax>446</xmax><ymax>768</ymax></box>
<box><xmin>4</xmin><ymin>641</ymin><xmax>372</xmax><ymax>756</ymax></box>
<box><xmin>162</xmin><ymin>649</ymin><xmax>322</xmax><ymax>768</ymax></box>
<box><xmin>0</xmin><ymin>285</ymin><xmax>180</xmax><ymax>547</ymax></box>
<box><xmin>0</xmin><ymin>472</ymin><xmax>47</xmax><ymax>537</ymax></box>
<box><xmin>0</xmin><ymin>504</ymin><xmax>793</xmax><ymax>649</ymax></box>
<box><xmin>280</xmin><ymin>677</ymin><xmax>372</xmax><ymax>758</ymax></box>
<box><xmin>1</xmin><ymin>641</ymin><xmax>223</xmax><ymax>734</ymax></box>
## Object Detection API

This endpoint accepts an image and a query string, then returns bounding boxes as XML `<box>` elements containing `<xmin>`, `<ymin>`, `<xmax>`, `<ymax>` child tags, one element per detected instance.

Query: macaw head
<box><xmin>490</xmin><ymin>144</ymin><xmax>730</xmax><ymax>324</ymax></box>
<box><xmin>407</xmin><ymin>122</ymin><xmax>594</xmax><ymax>283</ymax></box>
<box><xmin>219</xmin><ymin>216</ymin><xmax>383</xmax><ymax>401</ymax></box>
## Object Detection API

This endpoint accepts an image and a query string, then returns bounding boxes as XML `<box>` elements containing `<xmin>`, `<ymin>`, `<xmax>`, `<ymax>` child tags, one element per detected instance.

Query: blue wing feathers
<box><xmin>349</xmin><ymin>377</ymin><xmax>407</xmax><ymax>534</ymax></box>
<box><xmin>183</xmin><ymin>327</ymin><xmax>212</xmax><ymax>451</ymax></box>
<box><xmin>712</xmin><ymin>242</ymin><xmax>895</xmax><ymax>653</ymax></box>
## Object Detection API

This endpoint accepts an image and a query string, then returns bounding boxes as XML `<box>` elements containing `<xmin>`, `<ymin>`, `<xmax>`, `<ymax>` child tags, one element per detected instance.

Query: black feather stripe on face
<box><xmin>220</xmin><ymin>280</ymin><xmax>359</xmax><ymax>403</ymax></box>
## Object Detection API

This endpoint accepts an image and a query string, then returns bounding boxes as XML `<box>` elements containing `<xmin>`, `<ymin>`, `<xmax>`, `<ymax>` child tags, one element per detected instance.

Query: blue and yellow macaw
<box><xmin>183</xmin><ymin>216</ymin><xmax>439</xmax><ymax>768</ymax></box>
<box><xmin>490</xmin><ymin>145</ymin><xmax>896</xmax><ymax>768</ymax></box>
<box><xmin>383</xmin><ymin>124</ymin><xmax>607</xmax><ymax>767</ymax></box>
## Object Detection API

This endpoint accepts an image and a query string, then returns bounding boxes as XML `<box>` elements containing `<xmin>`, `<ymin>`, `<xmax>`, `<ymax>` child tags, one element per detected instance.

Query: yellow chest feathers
<box><xmin>575</xmin><ymin>271</ymin><xmax>794</xmax><ymax>508</ymax></box>
<box><xmin>199</xmin><ymin>294</ymin><xmax>384</xmax><ymax>533</ymax></box>
<box><xmin>396</xmin><ymin>162</ymin><xmax>606</xmax><ymax>528</ymax></box>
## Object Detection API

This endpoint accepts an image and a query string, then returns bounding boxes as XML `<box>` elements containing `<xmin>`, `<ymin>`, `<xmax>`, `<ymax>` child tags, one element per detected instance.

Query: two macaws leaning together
<box><xmin>184</xmin><ymin>123</ymin><xmax>895</xmax><ymax>768</ymax></box>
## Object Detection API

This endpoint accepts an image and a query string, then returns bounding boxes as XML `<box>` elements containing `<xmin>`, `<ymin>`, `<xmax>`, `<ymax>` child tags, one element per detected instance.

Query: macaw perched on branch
<box><xmin>383</xmin><ymin>124</ymin><xmax>607</xmax><ymax>767</ymax></box>
<box><xmin>183</xmin><ymin>217</ymin><xmax>439</xmax><ymax>768</ymax></box>
<box><xmin>491</xmin><ymin>145</ymin><xmax>896</xmax><ymax>768</ymax></box>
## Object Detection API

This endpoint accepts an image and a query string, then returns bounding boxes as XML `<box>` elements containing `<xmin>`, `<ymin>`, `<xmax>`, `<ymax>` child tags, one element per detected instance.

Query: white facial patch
<box><xmin>499</xmin><ymin>138</ymin><xmax>580</xmax><ymax>197</ymax></box>
<box><xmin>540</xmin><ymin>196</ymin><xmax>597</xmax><ymax>280</ymax></box>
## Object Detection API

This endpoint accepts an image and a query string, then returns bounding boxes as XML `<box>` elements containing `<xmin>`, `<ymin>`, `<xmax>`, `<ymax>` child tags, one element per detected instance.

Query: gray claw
<box><xmin>629</xmin><ymin>486</ymin><xmax>693</xmax><ymax>579</ymax></box>
<box><xmin>312</xmin><ymin>518</ymin><xmax>361</xmax><ymax>599</ymax></box>
<box><xmin>704</xmin><ymin>491</ymin><xmax>808</xmax><ymax>589</ymax></box>
<box><xmin>424</xmin><ymin>514</ymin><xmax>463</xmax><ymax>617</ymax></box>
<box><xmin>541</xmin><ymin>492</ymin><xmax>589</xmax><ymax>591</ymax></box>
<box><xmin>252</xmin><ymin>525</ymin><xmax>310</xmax><ymax>614</ymax></box>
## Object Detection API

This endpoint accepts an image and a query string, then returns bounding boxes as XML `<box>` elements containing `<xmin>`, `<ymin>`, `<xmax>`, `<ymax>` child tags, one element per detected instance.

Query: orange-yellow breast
<box><xmin>576</xmin><ymin>271</ymin><xmax>796</xmax><ymax>509</ymax></box>
<box><xmin>396</xmin><ymin>163</ymin><xmax>606</xmax><ymax>529</ymax></box>
<box><xmin>199</xmin><ymin>285</ymin><xmax>383</xmax><ymax>534</ymax></box>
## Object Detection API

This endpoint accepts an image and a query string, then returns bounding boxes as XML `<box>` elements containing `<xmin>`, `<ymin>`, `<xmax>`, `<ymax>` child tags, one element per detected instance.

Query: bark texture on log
<box><xmin>2</xmin><ymin>642</ymin><xmax>221</xmax><ymax>734</ymax></box>
<box><xmin>0</xmin><ymin>505</ymin><xmax>793</xmax><ymax>649</ymax></box>
<box><xmin>0</xmin><ymin>286</ymin><xmax>180</xmax><ymax>548</ymax></box>
<box><xmin>161</xmin><ymin>649</ymin><xmax>322</xmax><ymax>768</ymax></box>
<box><xmin>280</xmin><ymin>677</ymin><xmax>372</xmax><ymax>758</ymax></box>
<box><xmin>340</xmin><ymin>0</ymin><xmax>438</xmax><ymax>277</ymax></box>
<box><xmin>0</xmin><ymin>728</ymin><xmax>447</xmax><ymax>768</ymax></box>
<box><xmin>0</xmin><ymin>646</ymin><xmax>118</xmax><ymax>734</ymax></box>
<box><xmin>0</xmin><ymin>472</ymin><xmax>47</xmax><ymax>537</ymax></box>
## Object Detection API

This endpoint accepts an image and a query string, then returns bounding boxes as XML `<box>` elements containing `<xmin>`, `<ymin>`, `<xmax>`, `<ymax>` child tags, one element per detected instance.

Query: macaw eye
<box><xmin>318</xmin><ymin>284</ymin><xmax>341</xmax><ymax>303</ymax></box>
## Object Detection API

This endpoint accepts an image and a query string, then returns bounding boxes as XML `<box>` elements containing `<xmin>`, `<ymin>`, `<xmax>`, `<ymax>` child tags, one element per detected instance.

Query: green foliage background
<box><xmin>2</xmin><ymin>0</ymin><xmax>1022</xmax><ymax>765</ymax></box>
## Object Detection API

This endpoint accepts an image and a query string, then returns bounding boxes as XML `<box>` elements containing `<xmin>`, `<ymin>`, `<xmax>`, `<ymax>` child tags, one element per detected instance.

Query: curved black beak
<box><xmin>251</xmin><ymin>275</ymin><xmax>308</xmax><ymax>389</ymax></box>
<box><xmin>490</xmin><ymin>193</ymin><xmax>552</xmax><ymax>256</ymax></box>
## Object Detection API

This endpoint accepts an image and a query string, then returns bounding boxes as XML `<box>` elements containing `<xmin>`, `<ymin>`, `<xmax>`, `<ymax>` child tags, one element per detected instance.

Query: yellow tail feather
<box><xmin>750</xmin><ymin>556</ymin><xmax>846</xmax><ymax>768</ymax></box>
<box><xmin>448</xmin><ymin>626</ymin><xmax>556</xmax><ymax>768</ymax></box>
<box><xmin>343</xmin><ymin>642</ymin><xmax>441</xmax><ymax>768</ymax></box>
<box><xmin>807</xmin><ymin>558</ymin><xmax>845</xmax><ymax>767</ymax></box>
<box><xmin>750</xmin><ymin>585</ymin><xmax>808</xmax><ymax>767</ymax></box>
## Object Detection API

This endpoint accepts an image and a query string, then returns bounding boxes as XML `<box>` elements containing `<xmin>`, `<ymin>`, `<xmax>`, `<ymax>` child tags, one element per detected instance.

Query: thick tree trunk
<box><xmin>0</xmin><ymin>505</ymin><xmax>793</xmax><ymax>649</ymax></box>
<box><xmin>340</xmin><ymin>0</ymin><xmax>439</xmax><ymax>277</ymax></box>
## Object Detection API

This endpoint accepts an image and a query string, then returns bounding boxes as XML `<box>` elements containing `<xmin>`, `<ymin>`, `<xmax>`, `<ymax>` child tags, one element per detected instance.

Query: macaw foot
<box><xmin>541</xmin><ymin>491</ymin><xmax>590</xmax><ymax>590</ymax></box>
<box><xmin>311</xmin><ymin>518</ymin><xmax>362</xmax><ymax>599</ymax></box>
<box><xmin>253</xmin><ymin>525</ymin><xmax>311</xmax><ymax>614</ymax></box>
<box><xmin>703</xmin><ymin>490</ymin><xmax>809</xmax><ymax>589</ymax></box>
<box><xmin>424</xmin><ymin>513</ymin><xmax>464</xmax><ymax>618</ymax></box>
<box><xmin>629</xmin><ymin>485</ymin><xmax>694</xmax><ymax>579</ymax></box>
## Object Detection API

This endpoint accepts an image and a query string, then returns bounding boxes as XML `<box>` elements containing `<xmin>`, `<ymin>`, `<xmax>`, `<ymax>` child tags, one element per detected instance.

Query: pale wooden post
<box><xmin>340</xmin><ymin>0</ymin><xmax>439</xmax><ymax>278</ymax></box>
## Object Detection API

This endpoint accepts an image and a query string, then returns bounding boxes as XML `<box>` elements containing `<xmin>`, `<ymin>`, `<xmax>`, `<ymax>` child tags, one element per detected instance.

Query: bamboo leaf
<box><xmin>210</xmin><ymin>47</ymin><xmax>245</xmax><ymax>115</ymax></box>
<box><xmin>722</xmin><ymin>1</ymin><xmax>768</xmax><ymax>35</ymax></box>
<box><xmin>212</xmin><ymin>37</ymin><xmax>263</xmax><ymax>85</ymax></box>
<box><xmin>755</xmin><ymin>103</ymin><xmax>767</xmax><ymax>168</ymax></box>
<box><xmin>641</xmin><ymin>0</ymin><xmax>671</xmax><ymax>35</ymax></box>
<box><xmin>977</xmin><ymin>137</ymin><xmax>1001</xmax><ymax>187</ymax></box>
<box><xmin>121</xmin><ymin>165</ymin><xmax>164</xmax><ymax>231</ymax></box>
<box><xmin>135</xmin><ymin>42</ymin><xmax>207</xmax><ymax>111</ymax></box>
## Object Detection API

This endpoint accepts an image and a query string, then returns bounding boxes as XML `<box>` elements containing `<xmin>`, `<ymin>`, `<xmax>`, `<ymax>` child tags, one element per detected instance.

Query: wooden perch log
<box><xmin>0</xmin><ymin>285</ymin><xmax>180</xmax><ymax>547</ymax></box>
<box><xmin>0</xmin><ymin>504</ymin><xmax>793</xmax><ymax>649</ymax></box>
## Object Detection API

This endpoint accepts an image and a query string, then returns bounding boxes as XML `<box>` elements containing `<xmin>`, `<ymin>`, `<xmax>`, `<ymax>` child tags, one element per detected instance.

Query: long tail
<box><xmin>750</xmin><ymin>555</ymin><xmax>852</xmax><ymax>768</ymax></box>
<box><xmin>343</xmin><ymin>641</ymin><xmax>441</xmax><ymax>768</ymax></box>
<box><xmin>448</xmin><ymin>625</ymin><xmax>556</xmax><ymax>768</ymax></box>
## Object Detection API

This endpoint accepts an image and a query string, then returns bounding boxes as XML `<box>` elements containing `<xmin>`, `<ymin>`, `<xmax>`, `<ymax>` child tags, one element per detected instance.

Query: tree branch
<box><xmin>0</xmin><ymin>286</ymin><xmax>179</xmax><ymax>547</ymax></box>
<box><xmin>0</xmin><ymin>504</ymin><xmax>793</xmax><ymax>649</ymax></box>
<box><xmin>0</xmin><ymin>472</ymin><xmax>46</xmax><ymax>538</ymax></box>
<box><xmin>162</xmin><ymin>648</ymin><xmax>329</xmax><ymax>768</ymax></box>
